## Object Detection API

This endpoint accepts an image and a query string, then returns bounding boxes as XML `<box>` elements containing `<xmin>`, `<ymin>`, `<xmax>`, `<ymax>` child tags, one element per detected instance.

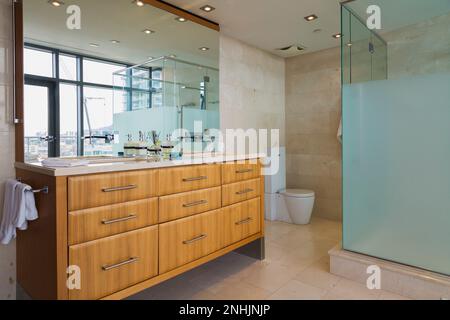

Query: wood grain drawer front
<box><xmin>69</xmin><ymin>226</ymin><xmax>158</xmax><ymax>300</ymax></box>
<box><xmin>223</xmin><ymin>198</ymin><xmax>261</xmax><ymax>246</ymax></box>
<box><xmin>222</xmin><ymin>178</ymin><xmax>261</xmax><ymax>207</ymax></box>
<box><xmin>159</xmin><ymin>187</ymin><xmax>222</xmax><ymax>223</ymax></box>
<box><xmin>222</xmin><ymin>162</ymin><xmax>260</xmax><ymax>184</ymax></box>
<box><xmin>159</xmin><ymin>210</ymin><xmax>222</xmax><ymax>273</ymax></box>
<box><xmin>68</xmin><ymin>170</ymin><xmax>158</xmax><ymax>211</ymax></box>
<box><xmin>158</xmin><ymin>164</ymin><xmax>221</xmax><ymax>195</ymax></box>
<box><xmin>68</xmin><ymin>199</ymin><xmax>158</xmax><ymax>245</ymax></box>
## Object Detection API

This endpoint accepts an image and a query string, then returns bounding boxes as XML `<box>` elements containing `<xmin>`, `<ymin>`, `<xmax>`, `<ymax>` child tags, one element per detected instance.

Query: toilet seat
<box><xmin>281</xmin><ymin>189</ymin><xmax>315</xmax><ymax>198</ymax></box>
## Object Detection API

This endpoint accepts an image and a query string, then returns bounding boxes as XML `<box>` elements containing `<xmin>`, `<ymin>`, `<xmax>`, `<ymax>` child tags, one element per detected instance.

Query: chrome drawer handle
<box><xmin>235</xmin><ymin>169</ymin><xmax>254</xmax><ymax>174</ymax></box>
<box><xmin>235</xmin><ymin>217</ymin><xmax>252</xmax><ymax>225</ymax></box>
<box><xmin>183</xmin><ymin>234</ymin><xmax>207</xmax><ymax>245</ymax></box>
<box><xmin>236</xmin><ymin>188</ymin><xmax>253</xmax><ymax>195</ymax></box>
<box><xmin>182</xmin><ymin>176</ymin><xmax>208</xmax><ymax>182</ymax></box>
<box><xmin>102</xmin><ymin>257</ymin><xmax>139</xmax><ymax>271</ymax></box>
<box><xmin>101</xmin><ymin>214</ymin><xmax>137</xmax><ymax>225</ymax></box>
<box><xmin>102</xmin><ymin>184</ymin><xmax>137</xmax><ymax>193</ymax></box>
<box><xmin>183</xmin><ymin>200</ymin><xmax>208</xmax><ymax>208</ymax></box>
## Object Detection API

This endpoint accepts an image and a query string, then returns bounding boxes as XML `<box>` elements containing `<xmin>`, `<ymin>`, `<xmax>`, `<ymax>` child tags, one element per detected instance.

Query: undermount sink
<box><xmin>63</xmin><ymin>156</ymin><xmax>140</xmax><ymax>164</ymax></box>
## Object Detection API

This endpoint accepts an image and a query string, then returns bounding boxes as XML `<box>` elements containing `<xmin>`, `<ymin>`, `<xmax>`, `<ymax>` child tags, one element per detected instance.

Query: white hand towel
<box><xmin>0</xmin><ymin>180</ymin><xmax>39</xmax><ymax>245</ymax></box>
<box><xmin>13</xmin><ymin>183</ymin><xmax>38</xmax><ymax>231</ymax></box>
<box><xmin>0</xmin><ymin>179</ymin><xmax>21</xmax><ymax>245</ymax></box>
<box><xmin>337</xmin><ymin>118</ymin><xmax>343</xmax><ymax>144</ymax></box>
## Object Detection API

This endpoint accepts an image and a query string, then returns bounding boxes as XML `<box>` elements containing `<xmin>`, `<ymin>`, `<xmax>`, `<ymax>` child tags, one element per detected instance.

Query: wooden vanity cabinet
<box><xmin>16</xmin><ymin>161</ymin><xmax>265</xmax><ymax>300</ymax></box>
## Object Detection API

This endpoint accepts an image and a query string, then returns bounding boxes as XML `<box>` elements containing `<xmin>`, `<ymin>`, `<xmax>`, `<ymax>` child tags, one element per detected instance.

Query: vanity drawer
<box><xmin>222</xmin><ymin>198</ymin><xmax>261</xmax><ymax>246</ymax></box>
<box><xmin>222</xmin><ymin>161</ymin><xmax>260</xmax><ymax>184</ymax></box>
<box><xmin>158</xmin><ymin>164</ymin><xmax>221</xmax><ymax>195</ymax></box>
<box><xmin>69</xmin><ymin>226</ymin><xmax>158</xmax><ymax>300</ymax></box>
<box><xmin>68</xmin><ymin>170</ymin><xmax>158</xmax><ymax>211</ymax></box>
<box><xmin>68</xmin><ymin>198</ymin><xmax>158</xmax><ymax>245</ymax></box>
<box><xmin>159</xmin><ymin>187</ymin><xmax>221</xmax><ymax>223</ymax></box>
<box><xmin>222</xmin><ymin>178</ymin><xmax>261</xmax><ymax>206</ymax></box>
<box><xmin>159</xmin><ymin>209</ymin><xmax>223</xmax><ymax>273</ymax></box>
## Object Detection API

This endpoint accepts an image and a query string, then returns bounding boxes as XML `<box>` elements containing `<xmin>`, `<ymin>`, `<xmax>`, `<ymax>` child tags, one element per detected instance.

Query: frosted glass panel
<box><xmin>343</xmin><ymin>73</ymin><xmax>450</xmax><ymax>275</ymax></box>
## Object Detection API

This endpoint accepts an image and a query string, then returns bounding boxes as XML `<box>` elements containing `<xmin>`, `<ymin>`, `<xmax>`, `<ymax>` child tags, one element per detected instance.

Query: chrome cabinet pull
<box><xmin>102</xmin><ymin>184</ymin><xmax>137</xmax><ymax>193</ymax></box>
<box><xmin>236</xmin><ymin>188</ymin><xmax>253</xmax><ymax>195</ymax></box>
<box><xmin>101</xmin><ymin>214</ymin><xmax>137</xmax><ymax>225</ymax></box>
<box><xmin>182</xmin><ymin>176</ymin><xmax>207</xmax><ymax>182</ymax></box>
<box><xmin>183</xmin><ymin>200</ymin><xmax>208</xmax><ymax>208</ymax></box>
<box><xmin>183</xmin><ymin>234</ymin><xmax>207</xmax><ymax>245</ymax></box>
<box><xmin>235</xmin><ymin>217</ymin><xmax>252</xmax><ymax>225</ymax></box>
<box><xmin>102</xmin><ymin>257</ymin><xmax>139</xmax><ymax>271</ymax></box>
<box><xmin>235</xmin><ymin>169</ymin><xmax>254</xmax><ymax>174</ymax></box>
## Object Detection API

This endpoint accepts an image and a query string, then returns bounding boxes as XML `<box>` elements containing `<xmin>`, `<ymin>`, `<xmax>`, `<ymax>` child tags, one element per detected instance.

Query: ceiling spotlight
<box><xmin>89</xmin><ymin>43</ymin><xmax>100</xmax><ymax>48</ymax></box>
<box><xmin>199</xmin><ymin>47</ymin><xmax>210</xmax><ymax>51</ymax></box>
<box><xmin>200</xmin><ymin>5</ymin><xmax>215</xmax><ymax>12</ymax></box>
<box><xmin>176</xmin><ymin>17</ymin><xmax>187</xmax><ymax>22</ymax></box>
<box><xmin>134</xmin><ymin>0</ymin><xmax>145</xmax><ymax>7</ymax></box>
<box><xmin>143</xmin><ymin>29</ymin><xmax>155</xmax><ymax>34</ymax></box>
<box><xmin>169</xmin><ymin>54</ymin><xmax>177</xmax><ymax>58</ymax></box>
<box><xmin>49</xmin><ymin>0</ymin><xmax>64</xmax><ymax>7</ymax></box>
<box><xmin>346</xmin><ymin>43</ymin><xmax>353</xmax><ymax>47</ymax></box>
<box><xmin>332</xmin><ymin>33</ymin><xmax>342</xmax><ymax>39</ymax></box>
<box><xmin>304</xmin><ymin>14</ymin><xmax>318</xmax><ymax>22</ymax></box>
<box><xmin>111</xmin><ymin>40</ymin><xmax>120</xmax><ymax>44</ymax></box>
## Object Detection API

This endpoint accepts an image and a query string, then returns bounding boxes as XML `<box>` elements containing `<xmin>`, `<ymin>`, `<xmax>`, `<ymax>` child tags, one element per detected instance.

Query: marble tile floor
<box><xmin>128</xmin><ymin>217</ymin><xmax>410</xmax><ymax>300</ymax></box>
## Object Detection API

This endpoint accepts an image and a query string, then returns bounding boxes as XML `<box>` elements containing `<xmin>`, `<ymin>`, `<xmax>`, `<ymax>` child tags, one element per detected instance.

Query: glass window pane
<box><xmin>83</xmin><ymin>86</ymin><xmax>114</xmax><ymax>156</ymax></box>
<box><xmin>60</xmin><ymin>83</ymin><xmax>78</xmax><ymax>157</ymax></box>
<box><xmin>24</xmin><ymin>48</ymin><xmax>53</xmax><ymax>77</ymax></box>
<box><xmin>151</xmin><ymin>69</ymin><xmax>163</xmax><ymax>108</ymax></box>
<box><xmin>24</xmin><ymin>84</ymin><xmax>49</xmax><ymax>161</ymax></box>
<box><xmin>83</xmin><ymin>59</ymin><xmax>125</xmax><ymax>86</ymax></box>
<box><xmin>59</xmin><ymin>55</ymin><xmax>78</xmax><ymax>81</ymax></box>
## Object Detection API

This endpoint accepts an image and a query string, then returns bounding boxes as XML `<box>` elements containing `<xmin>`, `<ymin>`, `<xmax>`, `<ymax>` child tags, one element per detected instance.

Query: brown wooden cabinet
<box><xmin>16</xmin><ymin>160</ymin><xmax>265</xmax><ymax>300</ymax></box>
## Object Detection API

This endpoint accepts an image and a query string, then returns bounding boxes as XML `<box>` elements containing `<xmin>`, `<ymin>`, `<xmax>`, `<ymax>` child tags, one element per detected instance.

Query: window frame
<box><xmin>24</xmin><ymin>43</ymin><xmax>155</xmax><ymax>157</ymax></box>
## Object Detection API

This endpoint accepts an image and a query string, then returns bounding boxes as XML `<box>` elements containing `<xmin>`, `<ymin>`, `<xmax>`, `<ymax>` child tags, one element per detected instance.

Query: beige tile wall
<box><xmin>0</xmin><ymin>0</ymin><xmax>16</xmax><ymax>300</ymax></box>
<box><xmin>285</xmin><ymin>47</ymin><xmax>342</xmax><ymax>221</ymax></box>
<box><xmin>220</xmin><ymin>35</ymin><xmax>286</xmax><ymax>147</ymax></box>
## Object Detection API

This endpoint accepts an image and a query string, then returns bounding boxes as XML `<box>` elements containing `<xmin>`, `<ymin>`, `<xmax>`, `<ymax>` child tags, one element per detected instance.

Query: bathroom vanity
<box><xmin>15</xmin><ymin>155</ymin><xmax>265</xmax><ymax>300</ymax></box>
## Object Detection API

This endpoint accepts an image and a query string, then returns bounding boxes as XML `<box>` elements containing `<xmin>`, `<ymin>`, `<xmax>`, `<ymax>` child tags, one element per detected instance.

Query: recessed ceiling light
<box><xmin>169</xmin><ymin>54</ymin><xmax>177</xmax><ymax>58</ymax></box>
<box><xmin>332</xmin><ymin>33</ymin><xmax>342</xmax><ymax>39</ymax></box>
<box><xmin>143</xmin><ymin>29</ymin><xmax>155</xmax><ymax>34</ymax></box>
<box><xmin>199</xmin><ymin>47</ymin><xmax>210</xmax><ymax>51</ymax></box>
<box><xmin>111</xmin><ymin>40</ymin><xmax>120</xmax><ymax>44</ymax></box>
<box><xmin>304</xmin><ymin>14</ymin><xmax>318</xmax><ymax>22</ymax></box>
<box><xmin>148</xmin><ymin>56</ymin><xmax>154</xmax><ymax>60</ymax></box>
<box><xmin>175</xmin><ymin>17</ymin><xmax>187</xmax><ymax>22</ymax></box>
<box><xmin>134</xmin><ymin>0</ymin><xmax>145</xmax><ymax>7</ymax></box>
<box><xmin>200</xmin><ymin>5</ymin><xmax>215</xmax><ymax>12</ymax></box>
<box><xmin>49</xmin><ymin>0</ymin><xmax>64</xmax><ymax>7</ymax></box>
<box><xmin>346</xmin><ymin>43</ymin><xmax>353</xmax><ymax>47</ymax></box>
<box><xmin>89</xmin><ymin>43</ymin><xmax>100</xmax><ymax>48</ymax></box>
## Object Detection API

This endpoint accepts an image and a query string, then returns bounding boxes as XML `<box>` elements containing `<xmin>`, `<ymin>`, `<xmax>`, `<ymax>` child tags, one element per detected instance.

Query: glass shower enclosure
<box><xmin>112</xmin><ymin>56</ymin><xmax>220</xmax><ymax>154</ymax></box>
<box><xmin>341</xmin><ymin>0</ymin><xmax>450</xmax><ymax>276</ymax></box>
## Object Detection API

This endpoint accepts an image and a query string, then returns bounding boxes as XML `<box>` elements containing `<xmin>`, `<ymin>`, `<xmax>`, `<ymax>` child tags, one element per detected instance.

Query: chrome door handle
<box><xmin>235</xmin><ymin>169</ymin><xmax>254</xmax><ymax>174</ymax></box>
<box><xmin>102</xmin><ymin>257</ymin><xmax>139</xmax><ymax>271</ymax></box>
<box><xmin>101</xmin><ymin>214</ymin><xmax>137</xmax><ymax>225</ymax></box>
<box><xmin>183</xmin><ymin>234</ymin><xmax>207</xmax><ymax>245</ymax></box>
<box><xmin>40</xmin><ymin>136</ymin><xmax>55</xmax><ymax>142</ymax></box>
<box><xmin>182</xmin><ymin>176</ymin><xmax>208</xmax><ymax>182</ymax></box>
<box><xmin>236</xmin><ymin>188</ymin><xmax>253</xmax><ymax>195</ymax></box>
<box><xmin>102</xmin><ymin>185</ymin><xmax>137</xmax><ymax>192</ymax></box>
<box><xmin>183</xmin><ymin>200</ymin><xmax>208</xmax><ymax>208</ymax></box>
<box><xmin>235</xmin><ymin>217</ymin><xmax>252</xmax><ymax>225</ymax></box>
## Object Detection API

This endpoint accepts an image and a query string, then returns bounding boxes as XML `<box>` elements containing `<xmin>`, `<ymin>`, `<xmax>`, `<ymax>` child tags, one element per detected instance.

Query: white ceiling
<box><xmin>166</xmin><ymin>0</ymin><xmax>343</xmax><ymax>57</ymax></box>
<box><xmin>23</xmin><ymin>0</ymin><xmax>219</xmax><ymax>67</ymax></box>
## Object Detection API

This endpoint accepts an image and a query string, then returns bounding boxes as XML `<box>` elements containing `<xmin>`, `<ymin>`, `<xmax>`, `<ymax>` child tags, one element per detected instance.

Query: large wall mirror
<box><xmin>18</xmin><ymin>0</ymin><xmax>219</xmax><ymax>162</ymax></box>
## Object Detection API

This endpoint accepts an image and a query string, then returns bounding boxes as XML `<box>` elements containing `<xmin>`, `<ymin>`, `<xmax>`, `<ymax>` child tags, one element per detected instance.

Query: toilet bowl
<box><xmin>281</xmin><ymin>189</ymin><xmax>315</xmax><ymax>225</ymax></box>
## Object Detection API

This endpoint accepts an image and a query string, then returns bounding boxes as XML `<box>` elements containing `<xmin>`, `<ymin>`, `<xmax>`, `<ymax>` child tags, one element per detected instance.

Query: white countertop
<box><xmin>15</xmin><ymin>153</ymin><xmax>266</xmax><ymax>177</ymax></box>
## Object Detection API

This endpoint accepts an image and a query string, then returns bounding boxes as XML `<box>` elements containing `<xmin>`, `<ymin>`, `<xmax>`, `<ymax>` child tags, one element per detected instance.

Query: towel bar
<box><xmin>16</xmin><ymin>178</ymin><xmax>49</xmax><ymax>194</ymax></box>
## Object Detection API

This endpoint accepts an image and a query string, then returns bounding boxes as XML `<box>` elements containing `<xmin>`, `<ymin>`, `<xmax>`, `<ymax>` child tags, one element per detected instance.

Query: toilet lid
<box><xmin>281</xmin><ymin>189</ymin><xmax>315</xmax><ymax>198</ymax></box>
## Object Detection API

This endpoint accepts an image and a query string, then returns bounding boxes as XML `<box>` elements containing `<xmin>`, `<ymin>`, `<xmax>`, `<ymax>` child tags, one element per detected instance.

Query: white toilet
<box><xmin>281</xmin><ymin>189</ymin><xmax>315</xmax><ymax>225</ymax></box>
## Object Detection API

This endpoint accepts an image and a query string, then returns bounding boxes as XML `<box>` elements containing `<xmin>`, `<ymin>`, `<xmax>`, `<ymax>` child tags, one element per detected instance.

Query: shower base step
<box><xmin>329</xmin><ymin>246</ymin><xmax>450</xmax><ymax>300</ymax></box>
